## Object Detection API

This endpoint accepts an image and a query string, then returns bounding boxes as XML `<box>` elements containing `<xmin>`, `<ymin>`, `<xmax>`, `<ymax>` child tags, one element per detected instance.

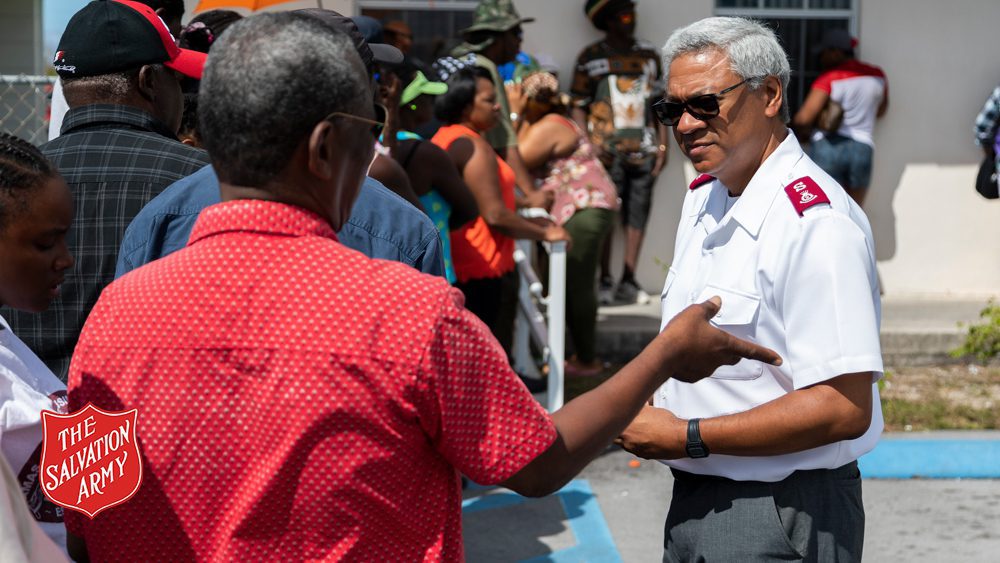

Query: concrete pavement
<box><xmin>462</xmin><ymin>296</ymin><xmax>1000</xmax><ymax>560</ymax></box>
<box><xmin>463</xmin><ymin>442</ymin><xmax>1000</xmax><ymax>562</ymax></box>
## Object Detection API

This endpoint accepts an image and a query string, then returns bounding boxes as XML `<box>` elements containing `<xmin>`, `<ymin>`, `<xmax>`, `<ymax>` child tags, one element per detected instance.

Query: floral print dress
<box><xmin>538</xmin><ymin>115</ymin><xmax>621</xmax><ymax>226</ymax></box>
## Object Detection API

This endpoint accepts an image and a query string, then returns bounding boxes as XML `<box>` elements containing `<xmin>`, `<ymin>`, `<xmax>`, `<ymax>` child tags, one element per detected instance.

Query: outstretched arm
<box><xmin>501</xmin><ymin>298</ymin><xmax>782</xmax><ymax>497</ymax></box>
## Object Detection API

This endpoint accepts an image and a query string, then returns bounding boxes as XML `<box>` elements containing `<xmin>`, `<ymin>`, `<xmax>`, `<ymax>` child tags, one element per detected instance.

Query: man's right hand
<box><xmin>654</xmin><ymin>297</ymin><xmax>781</xmax><ymax>384</ymax></box>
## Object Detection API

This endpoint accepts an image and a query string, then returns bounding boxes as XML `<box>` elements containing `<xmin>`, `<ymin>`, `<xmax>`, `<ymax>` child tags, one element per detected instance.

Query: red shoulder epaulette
<box><xmin>689</xmin><ymin>174</ymin><xmax>714</xmax><ymax>190</ymax></box>
<box><xmin>784</xmin><ymin>176</ymin><xmax>831</xmax><ymax>216</ymax></box>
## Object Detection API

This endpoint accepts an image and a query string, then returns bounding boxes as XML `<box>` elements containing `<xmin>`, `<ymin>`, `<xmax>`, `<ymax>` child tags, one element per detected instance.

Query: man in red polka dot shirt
<box><xmin>66</xmin><ymin>13</ymin><xmax>780</xmax><ymax>562</ymax></box>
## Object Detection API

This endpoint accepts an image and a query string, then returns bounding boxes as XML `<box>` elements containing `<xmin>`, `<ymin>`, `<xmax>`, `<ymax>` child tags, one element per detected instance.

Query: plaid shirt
<box><xmin>1</xmin><ymin>104</ymin><xmax>209</xmax><ymax>381</ymax></box>
<box><xmin>975</xmin><ymin>85</ymin><xmax>1000</xmax><ymax>149</ymax></box>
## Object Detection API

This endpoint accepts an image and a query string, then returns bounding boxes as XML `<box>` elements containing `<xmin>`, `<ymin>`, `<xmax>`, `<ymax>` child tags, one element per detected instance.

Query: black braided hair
<box><xmin>178</xmin><ymin>10</ymin><xmax>244</xmax><ymax>94</ymax></box>
<box><xmin>179</xmin><ymin>10</ymin><xmax>244</xmax><ymax>53</ymax></box>
<box><xmin>0</xmin><ymin>132</ymin><xmax>55</xmax><ymax>232</ymax></box>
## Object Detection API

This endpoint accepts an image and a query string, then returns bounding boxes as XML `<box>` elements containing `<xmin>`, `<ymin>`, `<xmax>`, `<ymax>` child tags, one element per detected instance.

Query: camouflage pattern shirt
<box><xmin>571</xmin><ymin>39</ymin><xmax>664</xmax><ymax>161</ymax></box>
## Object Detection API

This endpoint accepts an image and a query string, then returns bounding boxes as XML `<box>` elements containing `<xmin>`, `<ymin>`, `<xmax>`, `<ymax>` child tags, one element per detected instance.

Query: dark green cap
<box><xmin>460</xmin><ymin>0</ymin><xmax>535</xmax><ymax>35</ymax></box>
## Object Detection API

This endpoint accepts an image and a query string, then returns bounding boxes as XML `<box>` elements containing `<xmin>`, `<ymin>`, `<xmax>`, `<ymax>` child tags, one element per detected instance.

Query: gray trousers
<box><xmin>663</xmin><ymin>462</ymin><xmax>864</xmax><ymax>563</ymax></box>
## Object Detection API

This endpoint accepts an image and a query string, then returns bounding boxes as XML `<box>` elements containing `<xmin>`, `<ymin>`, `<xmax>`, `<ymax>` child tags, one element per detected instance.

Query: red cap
<box><xmin>55</xmin><ymin>1</ymin><xmax>206</xmax><ymax>80</ymax></box>
<box><xmin>115</xmin><ymin>0</ymin><xmax>207</xmax><ymax>79</ymax></box>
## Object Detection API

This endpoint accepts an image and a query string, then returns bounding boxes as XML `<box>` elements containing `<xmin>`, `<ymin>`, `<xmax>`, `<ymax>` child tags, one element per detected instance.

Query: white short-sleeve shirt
<box><xmin>654</xmin><ymin>132</ymin><xmax>884</xmax><ymax>482</ymax></box>
<box><xmin>0</xmin><ymin>315</ymin><xmax>68</xmax><ymax>551</ymax></box>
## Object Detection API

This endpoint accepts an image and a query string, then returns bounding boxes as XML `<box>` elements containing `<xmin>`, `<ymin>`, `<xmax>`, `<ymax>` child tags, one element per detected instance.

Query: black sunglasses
<box><xmin>652</xmin><ymin>78</ymin><xmax>755</xmax><ymax>126</ymax></box>
<box><xmin>324</xmin><ymin>103</ymin><xmax>387</xmax><ymax>138</ymax></box>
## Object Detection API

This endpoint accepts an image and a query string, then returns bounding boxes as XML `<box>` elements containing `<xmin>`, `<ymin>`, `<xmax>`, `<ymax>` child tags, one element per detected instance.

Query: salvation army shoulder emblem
<box><xmin>39</xmin><ymin>404</ymin><xmax>142</xmax><ymax>518</ymax></box>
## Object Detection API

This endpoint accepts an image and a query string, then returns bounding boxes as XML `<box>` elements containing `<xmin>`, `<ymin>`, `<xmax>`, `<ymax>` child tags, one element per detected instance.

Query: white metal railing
<box><xmin>512</xmin><ymin>237</ymin><xmax>567</xmax><ymax>412</ymax></box>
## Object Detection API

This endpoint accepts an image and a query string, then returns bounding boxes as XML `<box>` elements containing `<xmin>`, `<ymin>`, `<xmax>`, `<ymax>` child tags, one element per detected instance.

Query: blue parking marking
<box><xmin>462</xmin><ymin>479</ymin><xmax>621</xmax><ymax>562</ymax></box>
<box><xmin>461</xmin><ymin>487</ymin><xmax>530</xmax><ymax>513</ymax></box>
<box><xmin>859</xmin><ymin>439</ymin><xmax>1000</xmax><ymax>478</ymax></box>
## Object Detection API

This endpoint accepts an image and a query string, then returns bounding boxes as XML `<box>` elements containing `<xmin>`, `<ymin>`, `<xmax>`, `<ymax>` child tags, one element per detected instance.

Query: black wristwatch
<box><xmin>685</xmin><ymin>418</ymin><xmax>710</xmax><ymax>459</ymax></box>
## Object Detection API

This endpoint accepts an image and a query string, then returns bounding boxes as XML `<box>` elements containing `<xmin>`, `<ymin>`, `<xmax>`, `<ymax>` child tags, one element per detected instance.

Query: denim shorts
<box><xmin>606</xmin><ymin>153</ymin><xmax>656</xmax><ymax>230</ymax></box>
<box><xmin>809</xmin><ymin>134</ymin><xmax>874</xmax><ymax>190</ymax></box>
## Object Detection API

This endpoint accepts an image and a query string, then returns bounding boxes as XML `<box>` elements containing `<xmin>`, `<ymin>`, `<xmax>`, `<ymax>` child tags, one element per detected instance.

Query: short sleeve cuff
<box><xmin>792</xmin><ymin>355</ymin><xmax>884</xmax><ymax>390</ymax></box>
<box><xmin>469</xmin><ymin>414</ymin><xmax>557</xmax><ymax>485</ymax></box>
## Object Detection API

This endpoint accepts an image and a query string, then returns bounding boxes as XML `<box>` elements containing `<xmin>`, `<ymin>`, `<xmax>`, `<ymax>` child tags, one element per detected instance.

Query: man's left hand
<box><xmin>652</xmin><ymin>149</ymin><xmax>667</xmax><ymax>177</ymax></box>
<box><xmin>616</xmin><ymin>405</ymin><xmax>686</xmax><ymax>460</ymax></box>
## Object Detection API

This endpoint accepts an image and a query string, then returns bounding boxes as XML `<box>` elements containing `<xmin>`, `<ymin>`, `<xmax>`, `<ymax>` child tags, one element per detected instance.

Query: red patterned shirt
<box><xmin>66</xmin><ymin>200</ymin><xmax>556</xmax><ymax>562</ymax></box>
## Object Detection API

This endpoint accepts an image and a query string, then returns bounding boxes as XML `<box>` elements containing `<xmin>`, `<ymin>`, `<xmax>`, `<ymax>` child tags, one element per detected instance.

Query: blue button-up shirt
<box><xmin>116</xmin><ymin>165</ymin><xmax>445</xmax><ymax>278</ymax></box>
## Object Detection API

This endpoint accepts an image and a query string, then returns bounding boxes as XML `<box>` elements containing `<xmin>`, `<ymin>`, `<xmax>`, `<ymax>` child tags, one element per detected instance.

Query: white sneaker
<box><xmin>636</xmin><ymin>288</ymin><xmax>651</xmax><ymax>305</ymax></box>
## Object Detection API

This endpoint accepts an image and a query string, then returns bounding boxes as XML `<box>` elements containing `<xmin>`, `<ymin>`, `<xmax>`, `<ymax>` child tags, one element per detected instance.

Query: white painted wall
<box><xmin>177</xmin><ymin>0</ymin><xmax>999</xmax><ymax>298</ymax></box>
<box><xmin>859</xmin><ymin>0</ymin><xmax>1000</xmax><ymax>298</ymax></box>
<box><xmin>1</xmin><ymin>0</ymin><xmax>42</xmax><ymax>74</ymax></box>
<box><xmin>516</xmin><ymin>0</ymin><xmax>1000</xmax><ymax>299</ymax></box>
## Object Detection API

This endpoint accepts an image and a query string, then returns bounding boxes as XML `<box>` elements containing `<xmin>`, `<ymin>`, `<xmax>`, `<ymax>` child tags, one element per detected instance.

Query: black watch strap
<box><xmin>685</xmin><ymin>418</ymin><xmax>710</xmax><ymax>459</ymax></box>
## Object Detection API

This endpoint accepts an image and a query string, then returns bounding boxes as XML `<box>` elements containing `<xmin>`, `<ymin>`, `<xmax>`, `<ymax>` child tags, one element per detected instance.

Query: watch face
<box><xmin>686</xmin><ymin>444</ymin><xmax>709</xmax><ymax>459</ymax></box>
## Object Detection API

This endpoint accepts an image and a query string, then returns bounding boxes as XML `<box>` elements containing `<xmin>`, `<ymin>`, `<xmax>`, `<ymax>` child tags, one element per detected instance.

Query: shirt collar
<box><xmin>60</xmin><ymin>104</ymin><xmax>179</xmax><ymax>140</ymax></box>
<box><xmin>188</xmin><ymin>200</ymin><xmax>338</xmax><ymax>247</ymax></box>
<box><xmin>722</xmin><ymin>130</ymin><xmax>805</xmax><ymax>237</ymax></box>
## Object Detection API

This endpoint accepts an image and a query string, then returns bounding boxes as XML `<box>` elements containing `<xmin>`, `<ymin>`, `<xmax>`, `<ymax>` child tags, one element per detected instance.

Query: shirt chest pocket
<box><xmin>696</xmin><ymin>284</ymin><xmax>764</xmax><ymax>381</ymax></box>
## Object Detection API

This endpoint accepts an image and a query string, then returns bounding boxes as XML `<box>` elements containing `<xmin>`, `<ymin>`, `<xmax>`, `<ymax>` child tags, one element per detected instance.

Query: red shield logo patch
<box><xmin>39</xmin><ymin>404</ymin><xmax>142</xmax><ymax>518</ymax></box>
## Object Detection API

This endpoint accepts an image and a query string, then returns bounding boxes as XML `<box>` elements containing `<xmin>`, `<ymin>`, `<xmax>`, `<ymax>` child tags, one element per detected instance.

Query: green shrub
<box><xmin>952</xmin><ymin>300</ymin><xmax>1000</xmax><ymax>362</ymax></box>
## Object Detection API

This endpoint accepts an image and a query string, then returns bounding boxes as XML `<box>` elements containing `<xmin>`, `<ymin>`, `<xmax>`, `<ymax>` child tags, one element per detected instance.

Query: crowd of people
<box><xmin>0</xmin><ymin>0</ymin><xmax>897</xmax><ymax>561</ymax></box>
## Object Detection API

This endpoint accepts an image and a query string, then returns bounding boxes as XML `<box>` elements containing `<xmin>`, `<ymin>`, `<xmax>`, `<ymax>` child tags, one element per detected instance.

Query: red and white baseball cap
<box><xmin>53</xmin><ymin>0</ymin><xmax>206</xmax><ymax>80</ymax></box>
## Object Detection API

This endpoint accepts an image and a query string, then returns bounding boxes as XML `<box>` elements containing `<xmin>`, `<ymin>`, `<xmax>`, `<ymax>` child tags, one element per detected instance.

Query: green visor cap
<box><xmin>401</xmin><ymin>70</ymin><xmax>448</xmax><ymax>106</ymax></box>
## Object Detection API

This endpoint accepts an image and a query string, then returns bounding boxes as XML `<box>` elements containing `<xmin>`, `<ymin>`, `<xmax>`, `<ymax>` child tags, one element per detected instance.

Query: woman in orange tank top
<box><xmin>431</xmin><ymin>66</ymin><xmax>571</xmax><ymax>334</ymax></box>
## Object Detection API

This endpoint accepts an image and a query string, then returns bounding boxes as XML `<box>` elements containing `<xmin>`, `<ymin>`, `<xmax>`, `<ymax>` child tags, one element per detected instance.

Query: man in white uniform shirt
<box><xmin>617</xmin><ymin>17</ymin><xmax>882</xmax><ymax>562</ymax></box>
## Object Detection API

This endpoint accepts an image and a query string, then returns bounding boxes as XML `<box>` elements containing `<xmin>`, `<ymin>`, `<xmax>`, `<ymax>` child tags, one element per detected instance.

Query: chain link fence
<box><xmin>1</xmin><ymin>75</ymin><xmax>56</xmax><ymax>145</ymax></box>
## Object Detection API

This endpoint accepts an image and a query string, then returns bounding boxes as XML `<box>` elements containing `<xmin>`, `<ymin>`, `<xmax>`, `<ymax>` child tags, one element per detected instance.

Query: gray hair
<box><xmin>662</xmin><ymin>17</ymin><xmax>791</xmax><ymax>121</ymax></box>
<box><xmin>198</xmin><ymin>12</ymin><xmax>370</xmax><ymax>187</ymax></box>
<box><xmin>62</xmin><ymin>67</ymin><xmax>150</xmax><ymax>105</ymax></box>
